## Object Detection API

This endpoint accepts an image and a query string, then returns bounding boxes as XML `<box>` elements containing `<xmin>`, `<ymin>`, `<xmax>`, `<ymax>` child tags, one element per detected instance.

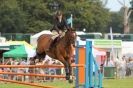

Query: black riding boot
<box><xmin>49</xmin><ymin>38</ymin><xmax>58</xmax><ymax>50</ymax></box>
<box><xmin>47</xmin><ymin>37</ymin><xmax>59</xmax><ymax>51</ymax></box>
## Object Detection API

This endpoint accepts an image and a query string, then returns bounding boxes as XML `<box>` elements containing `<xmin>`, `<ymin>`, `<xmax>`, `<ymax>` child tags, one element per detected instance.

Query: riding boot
<box><xmin>46</xmin><ymin>37</ymin><xmax>59</xmax><ymax>51</ymax></box>
<box><xmin>48</xmin><ymin>38</ymin><xmax>57</xmax><ymax>51</ymax></box>
<box><xmin>49</xmin><ymin>40</ymin><xmax>55</xmax><ymax>49</ymax></box>
<box><xmin>49</xmin><ymin>38</ymin><xmax>58</xmax><ymax>49</ymax></box>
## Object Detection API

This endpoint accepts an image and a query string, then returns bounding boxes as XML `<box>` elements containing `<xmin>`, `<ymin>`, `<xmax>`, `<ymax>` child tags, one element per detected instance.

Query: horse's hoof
<box><xmin>68</xmin><ymin>79</ymin><xmax>73</xmax><ymax>83</ymax></box>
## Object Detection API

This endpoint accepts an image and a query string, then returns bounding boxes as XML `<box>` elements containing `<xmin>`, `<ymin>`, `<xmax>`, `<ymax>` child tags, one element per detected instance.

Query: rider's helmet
<box><xmin>56</xmin><ymin>10</ymin><xmax>63</xmax><ymax>17</ymax></box>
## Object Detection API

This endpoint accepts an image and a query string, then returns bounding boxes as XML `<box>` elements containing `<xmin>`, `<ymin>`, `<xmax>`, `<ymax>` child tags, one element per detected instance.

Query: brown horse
<box><xmin>34</xmin><ymin>28</ymin><xmax>76</xmax><ymax>83</ymax></box>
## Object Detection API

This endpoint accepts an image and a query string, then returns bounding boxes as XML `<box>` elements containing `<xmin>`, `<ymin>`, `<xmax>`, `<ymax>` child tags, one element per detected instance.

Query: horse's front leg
<box><xmin>64</xmin><ymin>59</ymin><xmax>73</xmax><ymax>83</ymax></box>
<box><xmin>64</xmin><ymin>61</ymin><xmax>70</xmax><ymax>80</ymax></box>
<box><xmin>57</xmin><ymin>56</ymin><xmax>73</xmax><ymax>83</ymax></box>
<box><xmin>68</xmin><ymin>59</ymin><xmax>73</xmax><ymax>83</ymax></box>
<box><xmin>56</xmin><ymin>56</ymin><xmax>70</xmax><ymax>81</ymax></box>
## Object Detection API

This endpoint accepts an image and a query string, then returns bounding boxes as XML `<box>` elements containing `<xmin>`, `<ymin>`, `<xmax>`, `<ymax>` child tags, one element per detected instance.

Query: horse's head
<box><xmin>65</xmin><ymin>28</ymin><xmax>77</xmax><ymax>45</ymax></box>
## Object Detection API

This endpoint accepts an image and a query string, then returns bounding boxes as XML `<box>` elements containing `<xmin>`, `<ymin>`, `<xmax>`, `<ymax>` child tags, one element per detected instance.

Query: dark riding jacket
<box><xmin>51</xmin><ymin>17</ymin><xmax>69</xmax><ymax>32</ymax></box>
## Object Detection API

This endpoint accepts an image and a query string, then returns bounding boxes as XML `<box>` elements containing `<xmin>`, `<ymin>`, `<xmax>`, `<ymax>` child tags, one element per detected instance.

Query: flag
<box><xmin>67</xmin><ymin>14</ymin><xmax>73</xmax><ymax>27</ymax></box>
<box><xmin>110</xmin><ymin>27</ymin><xmax>114</xmax><ymax>61</ymax></box>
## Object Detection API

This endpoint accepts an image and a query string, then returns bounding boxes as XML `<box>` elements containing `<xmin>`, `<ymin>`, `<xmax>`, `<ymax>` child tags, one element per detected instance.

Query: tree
<box><xmin>0</xmin><ymin>0</ymin><xmax>52</xmax><ymax>33</ymax></box>
<box><xmin>0</xmin><ymin>0</ymin><xmax>111</xmax><ymax>33</ymax></box>
<box><xmin>108</xmin><ymin>11</ymin><xmax>123</xmax><ymax>33</ymax></box>
<box><xmin>130</xmin><ymin>0</ymin><xmax>133</xmax><ymax>8</ymax></box>
<box><xmin>117</xmin><ymin>0</ymin><xmax>133</xmax><ymax>33</ymax></box>
<box><xmin>52</xmin><ymin>0</ymin><xmax>110</xmax><ymax>33</ymax></box>
<box><xmin>17</xmin><ymin>0</ymin><xmax>52</xmax><ymax>33</ymax></box>
<box><xmin>0</xmin><ymin>0</ymin><xmax>27</xmax><ymax>33</ymax></box>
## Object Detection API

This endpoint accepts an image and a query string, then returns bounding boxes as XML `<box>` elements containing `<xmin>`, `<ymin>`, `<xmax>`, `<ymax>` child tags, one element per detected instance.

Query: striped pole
<box><xmin>75</xmin><ymin>41</ymin><xmax>79</xmax><ymax>88</ymax></box>
<box><xmin>85</xmin><ymin>40</ymin><xmax>91</xmax><ymax>88</ymax></box>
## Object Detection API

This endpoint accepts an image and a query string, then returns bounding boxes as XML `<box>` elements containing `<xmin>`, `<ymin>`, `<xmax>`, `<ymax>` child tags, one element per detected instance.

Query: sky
<box><xmin>104</xmin><ymin>0</ymin><xmax>131</xmax><ymax>11</ymax></box>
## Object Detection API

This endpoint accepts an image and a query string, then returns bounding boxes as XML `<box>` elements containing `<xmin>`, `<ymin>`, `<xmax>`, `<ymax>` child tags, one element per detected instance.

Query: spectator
<box><xmin>55</xmin><ymin>60</ymin><xmax>62</xmax><ymax>75</ymax></box>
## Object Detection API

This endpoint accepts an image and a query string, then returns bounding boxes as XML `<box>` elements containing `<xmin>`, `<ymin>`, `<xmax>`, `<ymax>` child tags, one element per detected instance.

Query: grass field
<box><xmin>0</xmin><ymin>78</ymin><xmax>133</xmax><ymax>88</ymax></box>
<box><xmin>103</xmin><ymin>78</ymin><xmax>133</xmax><ymax>88</ymax></box>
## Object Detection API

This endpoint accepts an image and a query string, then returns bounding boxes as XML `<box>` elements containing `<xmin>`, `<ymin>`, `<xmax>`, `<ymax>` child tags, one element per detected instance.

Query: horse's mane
<box><xmin>62</xmin><ymin>28</ymin><xmax>76</xmax><ymax>44</ymax></box>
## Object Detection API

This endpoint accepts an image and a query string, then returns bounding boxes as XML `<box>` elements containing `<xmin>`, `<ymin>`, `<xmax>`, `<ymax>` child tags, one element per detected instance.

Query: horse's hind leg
<box><xmin>36</xmin><ymin>52</ymin><xmax>46</xmax><ymax>61</ymax></box>
<box><xmin>40</xmin><ymin>52</ymin><xmax>46</xmax><ymax>61</ymax></box>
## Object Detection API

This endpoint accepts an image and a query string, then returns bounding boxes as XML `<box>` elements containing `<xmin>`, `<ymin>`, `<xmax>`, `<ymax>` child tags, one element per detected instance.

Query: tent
<box><xmin>122</xmin><ymin>42</ymin><xmax>133</xmax><ymax>54</ymax></box>
<box><xmin>0</xmin><ymin>42</ymin><xmax>10</xmax><ymax>50</ymax></box>
<box><xmin>30</xmin><ymin>30</ymin><xmax>52</xmax><ymax>47</ymax></box>
<box><xmin>122</xmin><ymin>42</ymin><xmax>133</xmax><ymax>58</ymax></box>
<box><xmin>92</xmin><ymin>47</ymin><xmax>106</xmax><ymax>57</ymax></box>
<box><xmin>6</xmin><ymin>41</ymin><xmax>33</xmax><ymax>48</ymax></box>
<box><xmin>3</xmin><ymin>45</ymin><xmax>36</xmax><ymax>58</ymax></box>
<box><xmin>0</xmin><ymin>41</ymin><xmax>34</xmax><ymax>50</ymax></box>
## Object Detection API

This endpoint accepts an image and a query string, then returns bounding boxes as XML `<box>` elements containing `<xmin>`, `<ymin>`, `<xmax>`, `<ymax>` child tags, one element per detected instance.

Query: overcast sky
<box><xmin>104</xmin><ymin>0</ymin><xmax>131</xmax><ymax>11</ymax></box>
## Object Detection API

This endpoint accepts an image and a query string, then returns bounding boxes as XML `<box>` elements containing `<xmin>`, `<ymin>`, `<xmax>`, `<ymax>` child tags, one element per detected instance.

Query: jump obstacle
<box><xmin>0</xmin><ymin>41</ymin><xmax>103</xmax><ymax>88</ymax></box>
<box><xmin>75</xmin><ymin>40</ymin><xmax>103</xmax><ymax>88</ymax></box>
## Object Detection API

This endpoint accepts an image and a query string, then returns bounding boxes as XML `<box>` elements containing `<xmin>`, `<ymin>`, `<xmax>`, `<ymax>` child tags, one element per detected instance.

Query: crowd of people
<box><xmin>0</xmin><ymin>56</ymin><xmax>63</xmax><ymax>83</ymax></box>
<box><xmin>104</xmin><ymin>55</ymin><xmax>133</xmax><ymax>79</ymax></box>
<box><xmin>0</xmin><ymin>54</ymin><xmax>133</xmax><ymax>83</ymax></box>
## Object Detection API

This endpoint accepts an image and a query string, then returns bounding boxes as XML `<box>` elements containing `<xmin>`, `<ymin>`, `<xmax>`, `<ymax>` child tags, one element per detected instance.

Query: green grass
<box><xmin>0</xmin><ymin>78</ymin><xmax>133</xmax><ymax>88</ymax></box>
<box><xmin>0</xmin><ymin>83</ymin><xmax>33</xmax><ymax>88</ymax></box>
<box><xmin>103</xmin><ymin>78</ymin><xmax>133</xmax><ymax>88</ymax></box>
<box><xmin>0</xmin><ymin>80</ymin><xmax>73</xmax><ymax>88</ymax></box>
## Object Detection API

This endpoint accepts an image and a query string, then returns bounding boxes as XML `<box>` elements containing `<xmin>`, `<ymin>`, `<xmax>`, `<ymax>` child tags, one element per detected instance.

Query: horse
<box><xmin>34</xmin><ymin>28</ymin><xmax>76</xmax><ymax>83</ymax></box>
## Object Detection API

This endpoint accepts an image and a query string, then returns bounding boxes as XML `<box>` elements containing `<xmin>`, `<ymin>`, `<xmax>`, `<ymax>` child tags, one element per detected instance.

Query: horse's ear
<box><xmin>68</xmin><ymin>27</ymin><xmax>75</xmax><ymax>31</ymax></box>
<box><xmin>72</xmin><ymin>28</ymin><xmax>76</xmax><ymax>31</ymax></box>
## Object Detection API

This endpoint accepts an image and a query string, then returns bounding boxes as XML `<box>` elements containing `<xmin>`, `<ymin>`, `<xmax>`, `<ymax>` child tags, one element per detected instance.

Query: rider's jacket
<box><xmin>51</xmin><ymin>17</ymin><xmax>69</xmax><ymax>32</ymax></box>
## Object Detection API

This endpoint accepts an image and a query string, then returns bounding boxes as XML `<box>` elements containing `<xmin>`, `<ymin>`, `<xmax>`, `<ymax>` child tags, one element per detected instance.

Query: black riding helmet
<box><xmin>56</xmin><ymin>11</ymin><xmax>62</xmax><ymax>16</ymax></box>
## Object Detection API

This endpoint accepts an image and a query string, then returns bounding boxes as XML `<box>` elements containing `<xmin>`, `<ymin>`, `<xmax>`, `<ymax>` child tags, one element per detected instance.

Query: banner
<box><xmin>67</xmin><ymin>14</ymin><xmax>73</xmax><ymax>27</ymax></box>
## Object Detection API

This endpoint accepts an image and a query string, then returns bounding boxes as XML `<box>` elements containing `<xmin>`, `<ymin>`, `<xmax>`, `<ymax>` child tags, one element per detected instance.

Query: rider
<box><xmin>51</xmin><ymin>10</ymin><xmax>69</xmax><ymax>38</ymax></box>
<box><xmin>48</xmin><ymin>11</ymin><xmax>69</xmax><ymax>50</ymax></box>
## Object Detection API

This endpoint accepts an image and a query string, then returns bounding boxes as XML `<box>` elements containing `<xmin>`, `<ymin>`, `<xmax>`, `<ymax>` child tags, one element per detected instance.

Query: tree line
<box><xmin>0</xmin><ymin>0</ymin><xmax>132</xmax><ymax>34</ymax></box>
